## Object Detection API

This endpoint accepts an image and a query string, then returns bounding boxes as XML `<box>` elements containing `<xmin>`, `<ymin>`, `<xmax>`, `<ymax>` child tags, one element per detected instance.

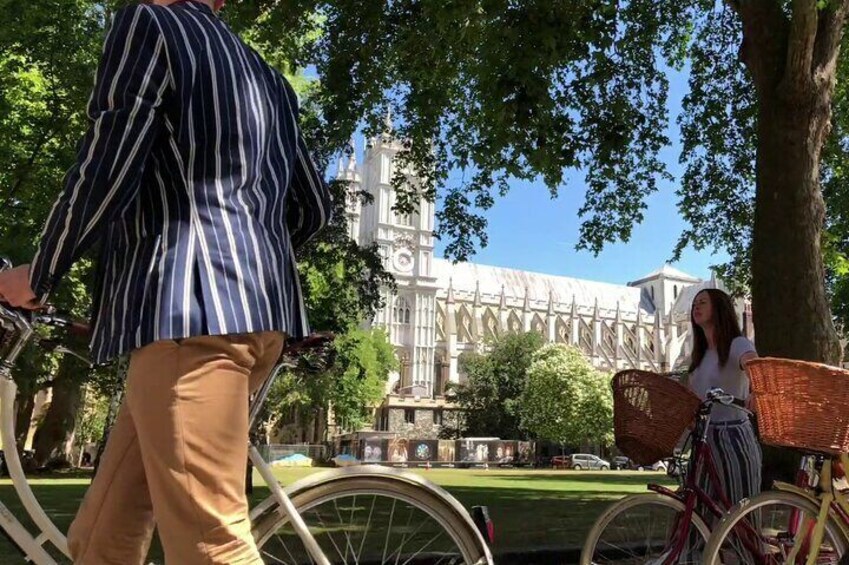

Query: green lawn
<box><xmin>0</xmin><ymin>467</ymin><xmax>673</xmax><ymax>563</ymax></box>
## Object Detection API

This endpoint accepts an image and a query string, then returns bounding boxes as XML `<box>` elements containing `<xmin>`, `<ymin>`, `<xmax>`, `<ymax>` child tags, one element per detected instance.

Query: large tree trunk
<box><xmin>747</xmin><ymin>2</ymin><xmax>847</xmax><ymax>485</ymax></box>
<box><xmin>13</xmin><ymin>386</ymin><xmax>36</xmax><ymax>453</ymax></box>
<box><xmin>752</xmin><ymin>98</ymin><xmax>841</xmax><ymax>364</ymax></box>
<box><xmin>752</xmin><ymin>95</ymin><xmax>840</xmax><ymax>484</ymax></box>
<box><xmin>93</xmin><ymin>387</ymin><xmax>124</xmax><ymax>477</ymax></box>
<box><xmin>93</xmin><ymin>356</ymin><xmax>129</xmax><ymax>476</ymax></box>
<box><xmin>31</xmin><ymin>358</ymin><xmax>86</xmax><ymax>468</ymax></box>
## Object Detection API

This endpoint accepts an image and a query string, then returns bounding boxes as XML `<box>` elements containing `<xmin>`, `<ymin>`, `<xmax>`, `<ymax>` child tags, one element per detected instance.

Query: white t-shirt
<box><xmin>689</xmin><ymin>336</ymin><xmax>757</xmax><ymax>422</ymax></box>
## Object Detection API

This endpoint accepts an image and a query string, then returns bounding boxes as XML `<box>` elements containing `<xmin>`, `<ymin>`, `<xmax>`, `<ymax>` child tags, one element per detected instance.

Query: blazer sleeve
<box><xmin>29</xmin><ymin>5</ymin><xmax>170</xmax><ymax>301</ymax></box>
<box><xmin>283</xmin><ymin>83</ymin><xmax>333</xmax><ymax>252</ymax></box>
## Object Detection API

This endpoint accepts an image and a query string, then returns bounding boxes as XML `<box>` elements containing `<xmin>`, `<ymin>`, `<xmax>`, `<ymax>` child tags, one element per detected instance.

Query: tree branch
<box><xmin>785</xmin><ymin>0</ymin><xmax>818</xmax><ymax>89</ymax></box>
<box><xmin>813</xmin><ymin>0</ymin><xmax>849</xmax><ymax>84</ymax></box>
<box><xmin>724</xmin><ymin>0</ymin><xmax>741</xmax><ymax>16</ymax></box>
<box><xmin>735</xmin><ymin>0</ymin><xmax>789</xmax><ymax>91</ymax></box>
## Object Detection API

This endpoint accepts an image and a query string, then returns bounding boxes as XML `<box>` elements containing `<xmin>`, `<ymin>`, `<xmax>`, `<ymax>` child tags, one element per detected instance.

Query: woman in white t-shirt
<box><xmin>688</xmin><ymin>288</ymin><xmax>761</xmax><ymax>506</ymax></box>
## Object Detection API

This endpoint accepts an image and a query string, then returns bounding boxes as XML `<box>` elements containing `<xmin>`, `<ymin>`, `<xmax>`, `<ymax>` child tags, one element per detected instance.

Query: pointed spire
<box><xmin>636</xmin><ymin>307</ymin><xmax>643</xmax><ymax>324</ymax></box>
<box><xmin>615</xmin><ymin>301</ymin><xmax>621</xmax><ymax>322</ymax></box>
<box><xmin>547</xmin><ymin>290</ymin><xmax>556</xmax><ymax>316</ymax></box>
<box><xmin>346</xmin><ymin>137</ymin><xmax>357</xmax><ymax>172</ymax></box>
<box><xmin>570</xmin><ymin>294</ymin><xmax>577</xmax><ymax>317</ymax></box>
<box><xmin>446</xmin><ymin>278</ymin><xmax>455</xmax><ymax>304</ymax></box>
<box><xmin>473</xmin><ymin>281</ymin><xmax>482</xmax><ymax>308</ymax></box>
<box><xmin>523</xmin><ymin>286</ymin><xmax>531</xmax><ymax>312</ymax></box>
<box><xmin>593</xmin><ymin>297</ymin><xmax>599</xmax><ymax>320</ymax></box>
<box><xmin>499</xmin><ymin>285</ymin><xmax>507</xmax><ymax>310</ymax></box>
<box><xmin>384</xmin><ymin>106</ymin><xmax>393</xmax><ymax>133</ymax></box>
<box><xmin>336</xmin><ymin>157</ymin><xmax>345</xmax><ymax>179</ymax></box>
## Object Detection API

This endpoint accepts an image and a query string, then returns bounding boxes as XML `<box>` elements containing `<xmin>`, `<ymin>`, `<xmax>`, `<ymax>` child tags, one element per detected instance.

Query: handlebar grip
<box><xmin>283</xmin><ymin>332</ymin><xmax>335</xmax><ymax>355</ymax></box>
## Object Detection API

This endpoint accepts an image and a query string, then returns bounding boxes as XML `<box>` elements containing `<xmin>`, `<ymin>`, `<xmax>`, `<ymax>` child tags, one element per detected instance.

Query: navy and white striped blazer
<box><xmin>29</xmin><ymin>0</ymin><xmax>332</xmax><ymax>363</ymax></box>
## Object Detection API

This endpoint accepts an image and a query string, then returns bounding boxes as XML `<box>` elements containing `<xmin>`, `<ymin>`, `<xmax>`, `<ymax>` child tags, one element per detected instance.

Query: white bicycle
<box><xmin>0</xmin><ymin>259</ymin><xmax>494</xmax><ymax>565</ymax></box>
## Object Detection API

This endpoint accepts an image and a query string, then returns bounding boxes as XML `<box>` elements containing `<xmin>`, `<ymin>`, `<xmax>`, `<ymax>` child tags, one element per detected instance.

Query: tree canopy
<box><xmin>233</xmin><ymin>0</ymin><xmax>849</xmax><ymax>370</ymax></box>
<box><xmin>519</xmin><ymin>344</ymin><xmax>614</xmax><ymax>448</ymax></box>
<box><xmin>448</xmin><ymin>331</ymin><xmax>545</xmax><ymax>439</ymax></box>
<box><xmin>0</xmin><ymin>0</ymin><xmax>393</xmax><ymax>460</ymax></box>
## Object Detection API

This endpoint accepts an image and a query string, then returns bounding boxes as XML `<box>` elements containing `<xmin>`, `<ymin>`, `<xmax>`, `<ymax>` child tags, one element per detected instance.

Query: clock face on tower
<box><xmin>393</xmin><ymin>249</ymin><xmax>414</xmax><ymax>273</ymax></box>
<box><xmin>392</xmin><ymin>235</ymin><xmax>416</xmax><ymax>274</ymax></box>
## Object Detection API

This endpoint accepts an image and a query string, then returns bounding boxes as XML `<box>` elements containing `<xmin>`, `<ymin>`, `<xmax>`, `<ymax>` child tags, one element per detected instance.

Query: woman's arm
<box><xmin>741</xmin><ymin>350</ymin><xmax>759</xmax><ymax>409</ymax></box>
<box><xmin>740</xmin><ymin>350</ymin><xmax>758</xmax><ymax>370</ymax></box>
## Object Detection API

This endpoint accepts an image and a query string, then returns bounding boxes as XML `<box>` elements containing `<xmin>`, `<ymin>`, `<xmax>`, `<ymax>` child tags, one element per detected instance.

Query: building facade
<box><xmin>338</xmin><ymin>127</ymin><xmax>751</xmax><ymax>439</ymax></box>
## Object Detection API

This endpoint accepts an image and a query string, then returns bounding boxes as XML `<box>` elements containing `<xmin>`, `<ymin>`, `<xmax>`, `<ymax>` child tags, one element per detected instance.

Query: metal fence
<box><xmin>258</xmin><ymin>444</ymin><xmax>328</xmax><ymax>463</ymax></box>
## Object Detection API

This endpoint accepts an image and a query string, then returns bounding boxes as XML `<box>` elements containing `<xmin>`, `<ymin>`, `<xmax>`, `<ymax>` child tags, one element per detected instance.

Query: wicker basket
<box><xmin>747</xmin><ymin>357</ymin><xmax>849</xmax><ymax>455</ymax></box>
<box><xmin>613</xmin><ymin>370</ymin><xmax>701</xmax><ymax>466</ymax></box>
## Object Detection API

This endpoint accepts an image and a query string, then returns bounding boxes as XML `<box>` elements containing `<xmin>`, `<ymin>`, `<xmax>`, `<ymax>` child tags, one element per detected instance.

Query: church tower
<box><xmin>359</xmin><ymin>112</ymin><xmax>440</xmax><ymax>396</ymax></box>
<box><xmin>336</xmin><ymin>139</ymin><xmax>361</xmax><ymax>244</ymax></box>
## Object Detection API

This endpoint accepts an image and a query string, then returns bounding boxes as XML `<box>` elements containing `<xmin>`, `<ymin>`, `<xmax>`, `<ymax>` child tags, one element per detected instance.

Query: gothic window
<box><xmin>398</xmin><ymin>350</ymin><xmax>412</xmax><ymax>388</ymax></box>
<box><xmin>507</xmin><ymin>311</ymin><xmax>522</xmax><ymax>333</ymax></box>
<box><xmin>624</xmin><ymin>334</ymin><xmax>636</xmax><ymax>356</ymax></box>
<box><xmin>532</xmin><ymin>315</ymin><xmax>546</xmax><ymax>336</ymax></box>
<box><xmin>674</xmin><ymin>285</ymin><xmax>678</xmax><ymax>299</ymax></box>
<box><xmin>603</xmin><ymin>324</ymin><xmax>615</xmax><ymax>350</ymax></box>
<box><xmin>394</xmin><ymin>297</ymin><xmax>412</xmax><ymax>325</ymax></box>
<box><xmin>434</xmin><ymin>409</ymin><xmax>444</xmax><ymax>426</ymax></box>
<box><xmin>651</xmin><ymin>287</ymin><xmax>655</xmax><ymax>300</ymax></box>
<box><xmin>397</xmin><ymin>211</ymin><xmax>414</xmax><ymax>227</ymax></box>
<box><xmin>434</xmin><ymin>355</ymin><xmax>446</xmax><ymax>395</ymax></box>
<box><xmin>456</xmin><ymin>306</ymin><xmax>474</xmax><ymax>342</ymax></box>
<box><xmin>556</xmin><ymin>318</ymin><xmax>570</xmax><ymax>343</ymax></box>
<box><xmin>579</xmin><ymin>321</ymin><xmax>593</xmax><ymax>354</ymax></box>
<box><xmin>436</xmin><ymin>305</ymin><xmax>446</xmax><ymax>341</ymax></box>
<box><xmin>483</xmin><ymin>309</ymin><xmax>499</xmax><ymax>340</ymax></box>
<box><xmin>404</xmin><ymin>409</ymin><xmax>416</xmax><ymax>424</ymax></box>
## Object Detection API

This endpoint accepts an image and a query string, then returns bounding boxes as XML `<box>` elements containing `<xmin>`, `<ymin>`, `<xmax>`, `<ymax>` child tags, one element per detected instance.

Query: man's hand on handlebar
<box><xmin>0</xmin><ymin>263</ymin><xmax>40</xmax><ymax>310</ymax></box>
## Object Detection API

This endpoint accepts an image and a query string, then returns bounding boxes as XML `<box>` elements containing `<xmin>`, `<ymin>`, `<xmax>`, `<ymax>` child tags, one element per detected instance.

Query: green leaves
<box><xmin>519</xmin><ymin>344</ymin><xmax>613</xmax><ymax>447</ymax></box>
<box><xmin>675</xmin><ymin>6</ymin><xmax>756</xmax><ymax>292</ymax></box>
<box><xmin>260</xmin><ymin>327</ymin><xmax>397</xmax><ymax>435</ymax></box>
<box><xmin>248</xmin><ymin>0</ymin><xmax>703</xmax><ymax>260</ymax></box>
<box><xmin>450</xmin><ymin>331</ymin><xmax>546</xmax><ymax>439</ymax></box>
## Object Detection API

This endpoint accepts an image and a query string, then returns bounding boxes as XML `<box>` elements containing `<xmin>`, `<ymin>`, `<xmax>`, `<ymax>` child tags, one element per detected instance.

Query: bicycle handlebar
<box><xmin>281</xmin><ymin>332</ymin><xmax>335</xmax><ymax>356</ymax></box>
<box><xmin>0</xmin><ymin>301</ymin><xmax>91</xmax><ymax>338</ymax></box>
<box><xmin>704</xmin><ymin>387</ymin><xmax>753</xmax><ymax>417</ymax></box>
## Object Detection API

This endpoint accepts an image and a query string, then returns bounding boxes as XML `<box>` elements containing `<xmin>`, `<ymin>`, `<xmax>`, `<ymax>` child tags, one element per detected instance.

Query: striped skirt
<box><xmin>701</xmin><ymin>418</ymin><xmax>763</xmax><ymax>509</ymax></box>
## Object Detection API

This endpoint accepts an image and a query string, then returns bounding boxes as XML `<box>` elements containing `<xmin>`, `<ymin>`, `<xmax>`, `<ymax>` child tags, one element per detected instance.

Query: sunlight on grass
<box><xmin>0</xmin><ymin>468</ymin><xmax>674</xmax><ymax>560</ymax></box>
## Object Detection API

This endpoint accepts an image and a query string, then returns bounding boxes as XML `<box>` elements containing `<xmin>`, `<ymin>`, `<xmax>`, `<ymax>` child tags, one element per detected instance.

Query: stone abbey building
<box><xmin>335</xmin><ymin>125</ymin><xmax>751</xmax><ymax>440</ymax></box>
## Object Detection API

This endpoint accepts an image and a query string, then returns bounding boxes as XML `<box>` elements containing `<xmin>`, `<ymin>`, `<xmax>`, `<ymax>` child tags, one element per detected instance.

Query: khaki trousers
<box><xmin>68</xmin><ymin>331</ymin><xmax>285</xmax><ymax>564</ymax></box>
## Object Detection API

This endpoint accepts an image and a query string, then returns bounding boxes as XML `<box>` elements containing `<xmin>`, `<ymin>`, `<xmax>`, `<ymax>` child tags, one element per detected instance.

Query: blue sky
<box><xmin>429</xmin><ymin>67</ymin><xmax>727</xmax><ymax>286</ymax></box>
<box><xmin>334</xmin><ymin>66</ymin><xmax>728</xmax><ymax>286</ymax></box>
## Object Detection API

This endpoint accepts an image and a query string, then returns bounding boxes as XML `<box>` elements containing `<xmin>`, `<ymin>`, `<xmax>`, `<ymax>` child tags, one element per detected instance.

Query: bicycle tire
<box><xmin>580</xmin><ymin>492</ymin><xmax>711</xmax><ymax>565</ymax></box>
<box><xmin>702</xmin><ymin>490</ymin><xmax>849</xmax><ymax>565</ymax></box>
<box><xmin>251</xmin><ymin>474</ymin><xmax>492</xmax><ymax>565</ymax></box>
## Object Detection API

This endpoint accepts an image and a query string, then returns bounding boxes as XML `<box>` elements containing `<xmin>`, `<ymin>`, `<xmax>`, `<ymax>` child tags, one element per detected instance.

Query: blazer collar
<box><xmin>175</xmin><ymin>0</ymin><xmax>215</xmax><ymax>16</ymax></box>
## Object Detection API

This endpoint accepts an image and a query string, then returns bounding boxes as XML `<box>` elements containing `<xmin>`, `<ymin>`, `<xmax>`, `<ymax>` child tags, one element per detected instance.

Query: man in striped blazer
<box><xmin>0</xmin><ymin>0</ymin><xmax>332</xmax><ymax>562</ymax></box>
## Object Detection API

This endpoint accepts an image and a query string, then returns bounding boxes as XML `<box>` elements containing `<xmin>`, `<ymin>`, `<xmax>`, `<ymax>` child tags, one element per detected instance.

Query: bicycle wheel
<box><xmin>702</xmin><ymin>490</ymin><xmax>849</xmax><ymax>565</ymax></box>
<box><xmin>580</xmin><ymin>492</ymin><xmax>711</xmax><ymax>565</ymax></box>
<box><xmin>251</xmin><ymin>475</ymin><xmax>492</xmax><ymax>565</ymax></box>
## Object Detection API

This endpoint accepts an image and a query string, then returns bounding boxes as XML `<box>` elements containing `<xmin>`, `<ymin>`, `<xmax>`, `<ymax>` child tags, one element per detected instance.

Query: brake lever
<box><xmin>54</xmin><ymin>345</ymin><xmax>93</xmax><ymax>367</ymax></box>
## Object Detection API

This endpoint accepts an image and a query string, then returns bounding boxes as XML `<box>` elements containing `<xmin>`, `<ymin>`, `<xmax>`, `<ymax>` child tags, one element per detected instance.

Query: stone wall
<box><xmin>387</xmin><ymin>408</ymin><xmax>440</xmax><ymax>438</ymax></box>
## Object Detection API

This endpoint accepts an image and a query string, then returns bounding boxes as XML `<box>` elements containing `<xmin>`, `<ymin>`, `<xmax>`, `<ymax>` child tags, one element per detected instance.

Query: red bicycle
<box><xmin>581</xmin><ymin>384</ymin><xmax>751</xmax><ymax>564</ymax></box>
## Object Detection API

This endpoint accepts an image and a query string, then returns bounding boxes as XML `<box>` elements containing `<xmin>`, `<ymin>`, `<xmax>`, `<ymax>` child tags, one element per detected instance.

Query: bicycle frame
<box><xmin>645</xmin><ymin>402</ymin><xmax>755</xmax><ymax>565</ymax></box>
<box><xmin>763</xmin><ymin>455</ymin><xmax>849</xmax><ymax>565</ymax></box>
<box><xmin>0</xmin><ymin>305</ymin><xmax>333</xmax><ymax>565</ymax></box>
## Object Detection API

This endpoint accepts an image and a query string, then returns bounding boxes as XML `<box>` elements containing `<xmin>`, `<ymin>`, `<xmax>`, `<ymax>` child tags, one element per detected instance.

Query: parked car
<box><xmin>568</xmin><ymin>453</ymin><xmax>610</xmax><ymax>471</ymax></box>
<box><xmin>551</xmin><ymin>455</ymin><xmax>570</xmax><ymax>469</ymax></box>
<box><xmin>611</xmin><ymin>456</ymin><xmax>634</xmax><ymax>470</ymax></box>
<box><xmin>636</xmin><ymin>460</ymin><xmax>668</xmax><ymax>472</ymax></box>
